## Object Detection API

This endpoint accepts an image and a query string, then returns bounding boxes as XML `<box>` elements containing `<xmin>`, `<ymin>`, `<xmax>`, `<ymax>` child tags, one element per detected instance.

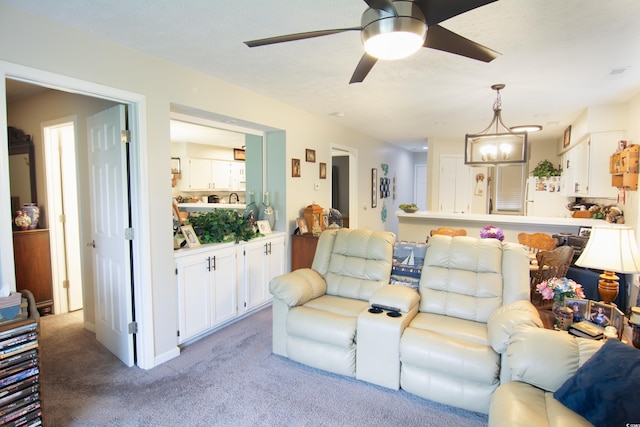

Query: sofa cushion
<box><xmin>303</xmin><ymin>294</ymin><xmax>369</xmax><ymax>318</ymax></box>
<box><xmin>554</xmin><ymin>339</ymin><xmax>640</xmax><ymax>427</ymax></box>
<box><xmin>419</xmin><ymin>236</ymin><xmax>504</xmax><ymax>322</ymax></box>
<box><xmin>489</xmin><ymin>382</ymin><xmax>593</xmax><ymax>427</ymax></box>
<box><xmin>408</xmin><ymin>312</ymin><xmax>489</xmax><ymax>346</ymax></box>
<box><xmin>287</xmin><ymin>305</ymin><xmax>359</xmax><ymax>348</ymax></box>
<box><xmin>390</xmin><ymin>240</ymin><xmax>427</xmax><ymax>290</ymax></box>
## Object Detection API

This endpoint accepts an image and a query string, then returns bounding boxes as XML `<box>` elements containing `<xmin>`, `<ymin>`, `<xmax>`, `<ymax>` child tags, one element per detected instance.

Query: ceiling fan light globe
<box><xmin>364</xmin><ymin>31</ymin><xmax>424</xmax><ymax>60</ymax></box>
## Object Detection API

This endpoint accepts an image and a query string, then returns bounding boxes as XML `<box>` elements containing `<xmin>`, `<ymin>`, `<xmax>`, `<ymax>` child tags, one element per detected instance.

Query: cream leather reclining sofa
<box><xmin>269</xmin><ymin>230</ymin><xmax>541</xmax><ymax>415</ymax></box>
<box><xmin>489</xmin><ymin>327</ymin><xmax>603</xmax><ymax>427</ymax></box>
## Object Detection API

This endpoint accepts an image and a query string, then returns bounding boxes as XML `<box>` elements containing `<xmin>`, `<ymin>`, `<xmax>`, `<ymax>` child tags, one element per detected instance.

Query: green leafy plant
<box><xmin>187</xmin><ymin>209</ymin><xmax>259</xmax><ymax>244</ymax></box>
<box><xmin>531</xmin><ymin>160</ymin><xmax>561</xmax><ymax>178</ymax></box>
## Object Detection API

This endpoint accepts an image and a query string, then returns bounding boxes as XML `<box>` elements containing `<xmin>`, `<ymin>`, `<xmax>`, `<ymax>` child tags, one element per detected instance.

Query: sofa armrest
<box><xmin>369</xmin><ymin>286</ymin><xmax>419</xmax><ymax>313</ymax></box>
<box><xmin>507</xmin><ymin>326</ymin><xmax>604</xmax><ymax>392</ymax></box>
<box><xmin>487</xmin><ymin>300</ymin><xmax>543</xmax><ymax>353</ymax></box>
<box><xmin>269</xmin><ymin>268</ymin><xmax>327</xmax><ymax>307</ymax></box>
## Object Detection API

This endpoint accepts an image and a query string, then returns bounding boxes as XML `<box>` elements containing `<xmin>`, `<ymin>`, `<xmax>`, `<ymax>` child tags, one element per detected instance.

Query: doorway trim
<box><xmin>0</xmin><ymin>61</ymin><xmax>155</xmax><ymax>369</ymax></box>
<box><xmin>330</xmin><ymin>144</ymin><xmax>358</xmax><ymax>229</ymax></box>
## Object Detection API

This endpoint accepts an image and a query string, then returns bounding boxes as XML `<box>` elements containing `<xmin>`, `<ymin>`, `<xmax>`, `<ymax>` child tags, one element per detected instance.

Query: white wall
<box><xmin>0</xmin><ymin>4</ymin><xmax>413</xmax><ymax>367</ymax></box>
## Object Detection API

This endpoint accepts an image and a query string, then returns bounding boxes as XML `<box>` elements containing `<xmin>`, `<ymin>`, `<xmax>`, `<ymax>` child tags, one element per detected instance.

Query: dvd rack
<box><xmin>0</xmin><ymin>290</ymin><xmax>41</xmax><ymax>427</ymax></box>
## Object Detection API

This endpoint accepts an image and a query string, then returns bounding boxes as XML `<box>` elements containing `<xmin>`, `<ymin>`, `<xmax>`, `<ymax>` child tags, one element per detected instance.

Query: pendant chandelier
<box><xmin>465</xmin><ymin>84</ymin><xmax>534</xmax><ymax>166</ymax></box>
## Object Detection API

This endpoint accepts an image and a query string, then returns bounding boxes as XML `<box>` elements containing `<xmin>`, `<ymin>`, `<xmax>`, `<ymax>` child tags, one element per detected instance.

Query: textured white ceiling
<box><xmin>4</xmin><ymin>0</ymin><xmax>640</xmax><ymax>151</ymax></box>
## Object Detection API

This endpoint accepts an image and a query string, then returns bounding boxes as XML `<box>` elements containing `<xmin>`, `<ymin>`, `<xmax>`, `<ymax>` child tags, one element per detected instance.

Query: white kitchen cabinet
<box><xmin>230</xmin><ymin>161</ymin><xmax>246</xmax><ymax>191</ymax></box>
<box><xmin>563</xmin><ymin>131</ymin><xmax>621</xmax><ymax>198</ymax></box>
<box><xmin>180</xmin><ymin>157</ymin><xmax>233</xmax><ymax>191</ymax></box>
<box><xmin>237</xmin><ymin>234</ymin><xmax>285</xmax><ymax>313</ymax></box>
<box><xmin>175</xmin><ymin>244</ymin><xmax>237</xmax><ymax>343</ymax></box>
<box><xmin>174</xmin><ymin>233</ymin><xmax>285</xmax><ymax>344</ymax></box>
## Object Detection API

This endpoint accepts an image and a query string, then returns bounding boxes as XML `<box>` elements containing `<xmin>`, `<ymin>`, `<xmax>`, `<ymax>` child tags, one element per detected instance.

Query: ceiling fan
<box><xmin>244</xmin><ymin>0</ymin><xmax>500</xmax><ymax>84</ymax></box>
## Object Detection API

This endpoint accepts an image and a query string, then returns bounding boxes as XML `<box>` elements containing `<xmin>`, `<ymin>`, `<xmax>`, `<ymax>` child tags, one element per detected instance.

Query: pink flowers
<box><xmin>536</xmin><ymin>277</ymin><xmax>585</xmax><ymax>305</ymax></box>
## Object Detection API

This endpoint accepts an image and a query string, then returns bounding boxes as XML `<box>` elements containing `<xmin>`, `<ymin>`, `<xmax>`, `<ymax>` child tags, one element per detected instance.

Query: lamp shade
<box><xmin>575</xmin><ymin>226</ymin><xmax>640</xmax><ymax>273</ymax></box>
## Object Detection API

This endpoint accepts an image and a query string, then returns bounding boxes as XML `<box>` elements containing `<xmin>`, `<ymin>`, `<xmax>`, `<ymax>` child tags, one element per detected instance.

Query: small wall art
<box><xmin>292</xmin><ymin>158</ymin><xmax>301</xmax><ymax>177</ymax></box>
<box><xmin>306</xmin><ymin>149</ymin><xmax>316</xmax><ymax>162</ymax></box>
<box><xmin>371</xmin><ymin>168</ymin><xmax>377</xmax><ymax>208</ymax></box>
<box><xmin>233</xmin><ymin>148</ymin><xmax>246</xmax><ymax>160</ymax></box>
<box><xmin>563</xmin><ymin>125</ymin><xmax>572</xmax><ymax>149</ymax></box>
<box><xmin>319</xmin><ymin>162</ymin><xmax>327</xmax><ymax>179</ymax></box>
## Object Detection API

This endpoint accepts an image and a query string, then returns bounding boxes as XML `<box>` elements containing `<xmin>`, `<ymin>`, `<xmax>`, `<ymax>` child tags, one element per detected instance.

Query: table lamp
<box><xmin>575</xmin><ymin>226</ymin><xmax>640</xmax><ymax>305</ymax></box>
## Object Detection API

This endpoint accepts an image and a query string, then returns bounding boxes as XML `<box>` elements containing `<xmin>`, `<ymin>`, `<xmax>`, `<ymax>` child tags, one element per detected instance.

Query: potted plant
<box><xmin>187</xmin><ymin>209</ymin><xmax>259</xmax><ymax>244</ymax></box>
<box><xmin>531</xmin><ymin>159</ymin><xmax>561</xmax><ymax>178</ymax></box>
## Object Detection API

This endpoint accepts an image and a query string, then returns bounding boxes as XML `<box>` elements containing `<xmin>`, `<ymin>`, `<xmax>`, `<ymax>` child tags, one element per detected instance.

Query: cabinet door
<box><xmin>188</xmin><ymin>158</ymin><xmax>213</xmax><ymax>191</ymax></box>
<box><xmin>241</xmin><ymin>241</ymin><xmax>269</xmax><ymax>312</ymax></box>
<box><xmin>210</xmin><ymin>246</ymin><xmax>237</xmax><ymax>326</ymax></box>
<box><xmin>176</xmin><ymin>254</ymin><xmax>211</xmax><ymax>343</ymax></box>
<box><xmin>230</xmin><ymin>162</ymin><xmax>246</xmax><ymax>191</ymax></box>
<box><xmin>211</xmin><ymin>160</ymin><xmax>231</xmax><ymax>190</ymax></box>
<box><xmin>564</xmin><ymin>142</ymin><xmax>589</xmax><ymax>196</ymax></box>
<box><xmin>266</xmin><ymin>236</ymin><xmax>285</xmax><ymax>284</ymax></box>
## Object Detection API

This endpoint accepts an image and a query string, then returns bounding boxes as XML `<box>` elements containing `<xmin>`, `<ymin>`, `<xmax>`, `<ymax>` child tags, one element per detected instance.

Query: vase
<box><xmin>21</xmin><ymin>203</ymin><xmax>40</xmax><ymax>229</ymax></box>
<box><xmin>259</xmin><ymin>192</ymin><xmax>275</xmax><ymax>230</ymax></box>
<box><xmin>244</xmin><ymin>191</ymin><xmax>260</xmax><ymax>227</ymax></box>
<box><xmin>14</xmin><ymin>210</ymin><xmax>31</xmax><ymax>231</ymax></box>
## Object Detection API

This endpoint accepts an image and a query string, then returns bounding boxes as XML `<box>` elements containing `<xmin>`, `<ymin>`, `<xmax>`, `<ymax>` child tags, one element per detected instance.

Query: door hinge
<box><xmin>58</xmin><ymin>214</ymin><xmax>66</xmax><ymax>224</ymax></box>
<box><xmin>121</xmin><ymin>129</ymin><xmax>131</xmax><ymax>144</ymax></box>
<box><xmin>177</xmin><ymin>330</ymin><xmax>180</xmax><ymax>337</ymax></box>
<box><xmin>175</xmin><ymin>267</ymin><xmax>178</xmax><ymax>275</ymax></box>
<box><xmin>128</xmin><ymin>321</ymin><xmax>138</xmax><ymax>334</ymax></box>
<box><xmin>124</xmin><ymin>227</ymin><xmax>134</xmax><ymax>240</ymax></box>
<box><xmin>62</xmin><ymin>280</ymin><xmax>70</xmax><ymax>289</ymax></box>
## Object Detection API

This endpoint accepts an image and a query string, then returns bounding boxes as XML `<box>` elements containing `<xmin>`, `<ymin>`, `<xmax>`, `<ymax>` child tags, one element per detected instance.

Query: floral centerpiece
<box><xmin>480</xmin><ymin>225</ymin><xmax>504</xmax><ymax>241</ymax></box>
<box><xmin>536</xmin><ymin>277</ymin><xmax>585</xmax><ymax>306</ymax></box>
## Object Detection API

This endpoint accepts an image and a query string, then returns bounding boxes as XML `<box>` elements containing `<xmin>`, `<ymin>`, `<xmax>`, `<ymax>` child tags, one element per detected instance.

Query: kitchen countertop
<box><xmin>395</xmin><ymin>211</ymin><xmax>608</xmax><ymax>227</ymax></box>
<box><xmin>178</xmin><ymin>202</ymin><xmax>246</xmax><ymax>211</ymax></box>
<box><xmin>395</xmin><ymin>210</ymin><xmax>620</xmax><ymax>242</ymax></box>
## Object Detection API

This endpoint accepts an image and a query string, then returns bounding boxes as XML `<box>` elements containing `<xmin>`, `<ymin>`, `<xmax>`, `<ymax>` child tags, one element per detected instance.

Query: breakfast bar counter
<box><xmin>396</xmin><ymin>211</ymin><xmax>610</xmax><ymax>243</ymax></box>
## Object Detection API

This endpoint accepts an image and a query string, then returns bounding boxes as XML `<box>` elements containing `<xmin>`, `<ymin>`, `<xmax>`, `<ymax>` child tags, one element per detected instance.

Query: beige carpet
<box><xmin>38</xmin><ymin>307</ymin><xmax>488</xmax><ymax>426</ymax></box>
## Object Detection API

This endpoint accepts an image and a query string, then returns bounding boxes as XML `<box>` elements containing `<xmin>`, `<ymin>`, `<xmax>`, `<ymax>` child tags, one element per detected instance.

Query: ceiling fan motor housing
<box><xmin>361</xmin><ymin>1</ymin><xmax>428</xmax><ymax>60</ymax></box>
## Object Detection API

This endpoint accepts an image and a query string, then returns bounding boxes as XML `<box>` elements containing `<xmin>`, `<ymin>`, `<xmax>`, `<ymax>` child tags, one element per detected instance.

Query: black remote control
<box><xmin>371</xmin><ymin>303</ymin><xmax>401</xmax><ymax>313</ymax></box>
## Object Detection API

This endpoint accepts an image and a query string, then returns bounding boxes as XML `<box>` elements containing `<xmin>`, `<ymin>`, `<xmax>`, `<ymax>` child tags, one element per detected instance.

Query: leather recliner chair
<box><xmin>269</xmin><ymin>228</ymin><xmax>395</xmax><ymax>377</ymax></box>
<box><xmin>399</xmin><ymin>235</ymin><xmax>542</xmax><ymax>414</ymax></box>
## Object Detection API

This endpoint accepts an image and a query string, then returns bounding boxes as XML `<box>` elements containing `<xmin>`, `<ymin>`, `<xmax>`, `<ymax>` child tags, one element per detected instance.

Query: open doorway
<box><xmin>331</xmin><ymin>146</ymin><xmax>358</xmax><ymax>229</ymax></box>
<box><xmin>2</xmin><ymin>69</ymin><xmax>151</xmax><ymax>368</ymax></box>
<box><xmin>43</xmin><ymin>118</ymin><xmax>84</xmax><ymax>314</ymax></box>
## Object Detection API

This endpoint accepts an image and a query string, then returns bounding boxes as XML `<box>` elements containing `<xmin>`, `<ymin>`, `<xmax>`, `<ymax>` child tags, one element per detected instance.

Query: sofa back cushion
<box><xmin>419</xmin><ymin>235</ymin><xmax>505</xmax><ymax>323</ymax></box>
<box><xmin>312</xmin><ymin>228</ymin><xmax>395</xmax><ymax>301</ymax></box>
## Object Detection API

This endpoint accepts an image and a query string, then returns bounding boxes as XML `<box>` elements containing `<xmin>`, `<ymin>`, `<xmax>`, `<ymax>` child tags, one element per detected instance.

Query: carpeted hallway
<box><xmin>38</xmin><ymin>307</ymin><xmax>488</xmax><ymax>426</ymax></box>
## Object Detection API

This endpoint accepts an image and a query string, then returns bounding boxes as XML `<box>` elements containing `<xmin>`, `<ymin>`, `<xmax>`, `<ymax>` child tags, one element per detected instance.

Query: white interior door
<box><xmin>87</xmin><ymin>105</ymin><xmax>134</xmax><ymax>366</ymax></box>
<box><xmin>414</xmin><ymin>164</ymin><xmax>427</xmax><ymax>210</ymax></box>
<box><xmin>439</xmin><ymin>155</ymin><xmax>470</xmax><ymax>213</ymax></box>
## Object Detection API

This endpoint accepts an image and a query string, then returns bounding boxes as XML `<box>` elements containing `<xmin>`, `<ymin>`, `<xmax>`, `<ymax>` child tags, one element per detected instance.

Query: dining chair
<box><xmin>530</xmin><ymin>245</ymin><xmax>575</xmax><ymax>308</ymax></box>
<box><xmin>518</xmin><ymin>232</ymin><xmax>557</xmax><ymax>253</ymax></box>
<box><xmin>430</xmin><ymin>227</ymin><xmax>467</xmax><ymax>237</ymax></box>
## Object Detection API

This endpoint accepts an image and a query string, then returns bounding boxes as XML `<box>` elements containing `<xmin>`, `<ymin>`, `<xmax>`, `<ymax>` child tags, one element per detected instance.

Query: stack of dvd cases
<box><xmin>0</xmin><ymin>292</ymin><xmax>41</xmax><ymax>427</ymax></box>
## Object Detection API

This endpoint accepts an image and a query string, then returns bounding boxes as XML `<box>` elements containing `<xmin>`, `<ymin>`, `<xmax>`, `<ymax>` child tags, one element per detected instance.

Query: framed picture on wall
<box><xmin>233</xmin><ymin>148</ymin><xmax>245</xmax><ymax>160</ymax></box>
<box><xmin>292</xmin><ymin>158</ymin><xmax>301</xmax><ymax>177</ymax></box>
<box><xmin>319</xmin><ymin>162</ymin><xmax>326</xmax><ymax>179</ymax></box>
<box><xmin>563</xmin><ymin>125</ymin><xmax>572</xmax><ymax>148</ymax></box>
<box><xmin>306</xmin><ymin>149</ymin><xmax>316</xmax><ymax>162</ymax></box>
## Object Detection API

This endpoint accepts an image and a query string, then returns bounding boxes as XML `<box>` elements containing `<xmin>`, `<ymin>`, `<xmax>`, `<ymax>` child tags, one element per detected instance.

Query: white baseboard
<box><xmin>154</xmin><ymin>347</ymin><xmax>181</xmax><ymax>367</ymax></box>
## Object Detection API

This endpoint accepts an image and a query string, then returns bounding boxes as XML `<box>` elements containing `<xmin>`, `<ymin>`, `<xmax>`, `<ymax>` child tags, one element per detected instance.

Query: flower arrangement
<box><xmin>536</xmin><ymin>277</ymin><xmax>585</xmax><ymax>306</ymax></box>
<box><xmin>480</xmin><ymin>225</ymin><xmax>504</xmax><ymax>241</ymax></box>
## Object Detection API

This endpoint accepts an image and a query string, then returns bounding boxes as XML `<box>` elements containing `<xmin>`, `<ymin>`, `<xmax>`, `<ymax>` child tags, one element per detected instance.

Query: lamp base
<box><xmin>597</xmin><ymin>271</ymin><xmax>619</xmax><ymax>305</ymax></box>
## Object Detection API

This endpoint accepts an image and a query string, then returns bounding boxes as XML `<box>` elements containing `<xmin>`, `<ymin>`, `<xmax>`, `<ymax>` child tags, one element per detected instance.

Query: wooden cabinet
<box><xmin>12</xmin><ymin>230</ymin><xmax>53</xmax><ymax>315</ymax></box>
<box><xmin>610</xmin><ymin>144</ymin><xmax>638</xmax><ymax>190</ymax></box>
<box><xmin>0</xmin><ymin>290</ymin><xmax>42</xmax><ymax>426</ymax></box>
<box><xmin>175</xmin><ymin>244</ymin><xmax>237</xmax><ymax>344</ymax></box>
<box><xmin>174</xmin><ymin>233</ymin><xmax>285</xmax><ymax>343</ymax></box>
<box><xmin>291</xmin><ymin>234</ymin><xmax>319</xmax><ymax>270</ymax></box>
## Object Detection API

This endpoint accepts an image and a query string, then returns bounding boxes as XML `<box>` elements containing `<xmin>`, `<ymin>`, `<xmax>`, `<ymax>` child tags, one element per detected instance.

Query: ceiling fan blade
<box><xmin>424</xmin><ymin>24</ymin><xmax>499</xmax><ymax>62</ymax></box>
<box><xmin>245</xmin><ymin>27</ymin><xmax>361</xmax><ymax>48</ymax></box>
<box><xmin>416</xmin><ymin>0</ymin><xmax>497</xmax><ymax>26</ymax></box>
<box><xmin>363</xmin><ymin>0</ymin><xmax>397</xmax><ymax>16</ymax></box>
<box><xmin>349</xmin><ymin>53</ymin><xmax>378</xmax><ymax>84</ymax></box>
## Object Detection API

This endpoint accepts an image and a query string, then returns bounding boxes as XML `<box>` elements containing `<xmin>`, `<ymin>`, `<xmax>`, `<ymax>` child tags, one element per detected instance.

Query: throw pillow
<box><xmin>390</xmin><ymin>241</ymin><xmax>426</xmax><ymax>290</ymax></box>
<box><xmin>553</xmin><ymin>339</ymin><xmax>640</xmax><ymax>426</ymax></box>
